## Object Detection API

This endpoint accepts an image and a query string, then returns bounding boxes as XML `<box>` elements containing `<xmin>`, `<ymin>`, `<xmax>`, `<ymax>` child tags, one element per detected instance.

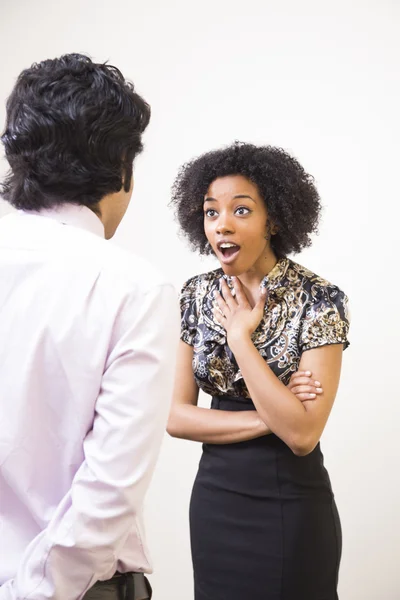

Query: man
<box><xmin>0</xmin><ymin>54</ymin><xmax>178</xmax><ymax>600</ymax></box>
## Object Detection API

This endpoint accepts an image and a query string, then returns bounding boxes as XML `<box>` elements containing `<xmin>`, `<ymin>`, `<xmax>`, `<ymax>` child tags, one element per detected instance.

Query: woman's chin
<box><xmin>218</xmin><ymin>263</ymin><xmax>245</xmax><ymax>277</ymax></box>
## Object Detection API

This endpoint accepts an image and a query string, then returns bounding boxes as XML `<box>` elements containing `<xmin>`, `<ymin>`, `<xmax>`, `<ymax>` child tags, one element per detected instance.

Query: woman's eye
<box><xmin>235</xmin><ymin>207</ymin><xmax>250</xmax><ymax>216</ymax></box>
<box><xmin>205</xmin><ymin>209</ymin><xmax>217</xmax><ymax>217</ymax></box>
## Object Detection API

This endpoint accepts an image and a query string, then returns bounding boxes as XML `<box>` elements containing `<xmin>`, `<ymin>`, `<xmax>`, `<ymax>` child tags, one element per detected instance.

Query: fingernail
<box><xmin>309</xmin><ymin>393</ymin><xmax>316</xmax><ymax>398</ymax></box>
<box><xmin>316</xmin><ymin>388</ymin><xmax>323</xmax><ymax>393</ymax></box>
<box><xmin>315</xmin><ymin>381</ymin><xmax>321</xmax><ymax>386</ymax></box>
<box><xmin>305</xmin><ymin>371</ymin><xmax>311</xmax><ymax>376</ymax></box>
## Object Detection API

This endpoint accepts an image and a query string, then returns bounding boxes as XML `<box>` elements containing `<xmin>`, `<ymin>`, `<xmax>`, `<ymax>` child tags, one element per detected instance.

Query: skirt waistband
<box><xmin>211</xmin><ymin>395</ymin><xmax>256</xmax><ymax>411</ymax></box>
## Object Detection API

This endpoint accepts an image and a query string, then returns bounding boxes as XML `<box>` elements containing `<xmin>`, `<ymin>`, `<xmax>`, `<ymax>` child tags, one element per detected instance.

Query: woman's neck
<box><xmin>237</xmin><ymin>252</ymin><xmax>278</xmax><ymax>306</ymax></box>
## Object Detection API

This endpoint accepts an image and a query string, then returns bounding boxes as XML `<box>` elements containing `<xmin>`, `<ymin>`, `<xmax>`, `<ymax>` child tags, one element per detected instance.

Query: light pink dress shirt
<box><xmin>0</xmin><ymin>205</ymin><xmax>179</xmax><ymax>599</ymax></box>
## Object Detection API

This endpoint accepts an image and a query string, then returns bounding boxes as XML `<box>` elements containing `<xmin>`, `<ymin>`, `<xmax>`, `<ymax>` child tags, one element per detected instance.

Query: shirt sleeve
<box><xmin>0</xmin><ymin>282</ymin><xmax>179</xmax><ymax>600</ymax></box>
<box><xmin>299</xmin><ymin>285</ymin><xmax>350</xmax><ymax>353</ymax></box>
<box><xmin>179</xmin><ymin>277</ymin><xmax>198</xmax><ymax>346</ymax></box>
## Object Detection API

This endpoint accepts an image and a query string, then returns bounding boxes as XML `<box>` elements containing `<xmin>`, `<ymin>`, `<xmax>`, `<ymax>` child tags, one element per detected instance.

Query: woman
<box><xmin>168</xmin><ymin>142</ymin><xmax>349</xmax><ymax>600</ymax></box>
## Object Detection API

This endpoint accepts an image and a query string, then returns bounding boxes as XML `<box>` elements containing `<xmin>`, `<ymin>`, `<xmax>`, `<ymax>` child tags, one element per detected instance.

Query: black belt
<box><xmin>86</xmin><ymin>572</ymin><xmax>151</xmax><ymax>600</ymax></box>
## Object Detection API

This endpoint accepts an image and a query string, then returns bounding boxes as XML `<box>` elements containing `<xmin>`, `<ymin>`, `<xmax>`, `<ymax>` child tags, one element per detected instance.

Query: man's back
<box><xmin>0</xmin><ymin>206</ymin><xmax>178</xmax><ymax>598</ymax></box>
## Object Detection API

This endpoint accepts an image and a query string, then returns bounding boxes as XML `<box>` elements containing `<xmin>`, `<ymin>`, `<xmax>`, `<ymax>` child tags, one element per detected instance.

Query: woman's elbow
<box><xmin>166</xmin><ymin>417</ymin><xmax>178</xmax><ymax>438</ymax></box>
<box><xmin>166</xmin><ymin>410</ymin><xmax>182</xmax><ymax>438</ymax></box>
<box><xmin>289</xmin><ymin>433</ymin><xmax>318</xmax><ymax>457</ymax></box>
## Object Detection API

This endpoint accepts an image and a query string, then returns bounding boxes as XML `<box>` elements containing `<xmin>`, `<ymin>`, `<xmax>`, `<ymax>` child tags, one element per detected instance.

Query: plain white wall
<box><xmin>0</xmin><ymin>1</ymin><xmax>399</xmax><ymax>598</ymax></box>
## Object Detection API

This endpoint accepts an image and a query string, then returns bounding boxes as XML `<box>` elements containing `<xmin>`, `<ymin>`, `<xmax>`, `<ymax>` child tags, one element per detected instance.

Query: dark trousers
<box><xmin>83</xmin><ymin>573</ymin><xmax>152</xmax><ymax>600</ymax></box>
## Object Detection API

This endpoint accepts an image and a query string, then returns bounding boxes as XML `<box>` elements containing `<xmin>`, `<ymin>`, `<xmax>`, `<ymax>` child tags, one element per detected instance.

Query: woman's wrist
<box><xmin>227</xmin><ymin>330</ymin><xmax>253</xmax><ymax>353</ymax></box>
<box><xmin>253</xmin><ymin>413</ymin><xmax>270</xmax><ymax>436</ymax></box>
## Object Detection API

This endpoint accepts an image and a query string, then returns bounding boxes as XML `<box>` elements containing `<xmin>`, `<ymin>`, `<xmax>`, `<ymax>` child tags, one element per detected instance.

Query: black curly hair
<box><xmin>1</xmin><ymin>53</ymin><xmax>151</xmax><ymax>210</ymax></box>
<box><xmin>171</xmin><ymin>142</ymin><xmax>322</xmax><ymax>258</ymax></box>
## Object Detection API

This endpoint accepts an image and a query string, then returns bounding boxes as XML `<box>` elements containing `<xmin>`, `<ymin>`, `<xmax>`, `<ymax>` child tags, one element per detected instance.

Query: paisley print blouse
<box><xmin>180</xmin><ymin>258</ymin><xmax>350</xmax><ymax>398</ymax></box>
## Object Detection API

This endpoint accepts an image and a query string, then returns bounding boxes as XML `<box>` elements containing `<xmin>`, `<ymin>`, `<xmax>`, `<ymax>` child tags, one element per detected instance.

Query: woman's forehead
<box><xmin>205</xmin><ymin>175</ymin><xmax>260</xmax><ymax>200</ymax></box>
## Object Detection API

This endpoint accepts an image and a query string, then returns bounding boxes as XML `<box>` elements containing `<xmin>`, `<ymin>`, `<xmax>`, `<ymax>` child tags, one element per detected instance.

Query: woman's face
<box><xmin>203</xmin><ymin>175</ymin><xmax>276</xmax><ymax>277</ymax></box>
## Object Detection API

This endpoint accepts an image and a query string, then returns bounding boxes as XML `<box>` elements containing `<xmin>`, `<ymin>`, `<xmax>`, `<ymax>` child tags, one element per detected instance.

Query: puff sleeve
<box><xmin>179</xmin><ymin>277</ymin><xmax>198</xmax><ymax>346</ymax></box>
<box><xmin>299</xmin><ymin>284</ymin><xmax>350</xmax><ymax>352</ymax></box>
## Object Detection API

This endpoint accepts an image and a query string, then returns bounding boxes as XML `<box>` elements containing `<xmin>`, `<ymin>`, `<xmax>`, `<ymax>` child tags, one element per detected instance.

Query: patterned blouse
<box><xmin>180</xmin><ymin>257</ymin><xmax>350</xmax><ymax>398</ymax></box>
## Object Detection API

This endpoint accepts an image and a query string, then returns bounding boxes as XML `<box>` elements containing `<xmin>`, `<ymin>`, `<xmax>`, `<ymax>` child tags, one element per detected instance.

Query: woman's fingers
<box><xmin>232</xmin><ymin>277</ymin><xmax>250</xmax><ymax>307</ymax></box>
<box><xmin>288</xmin><ymin>377</ymin><xmax>322</xmax><ymax>388</ymax></box>
<box><xmin>291</xmin><ymin>385</ymin><xmax>324</xmax><ymax>396</ymax></box>
<box><xmin>295</xmin><ymin>393</ymin><xmax>319</xmax><ymax>402</ymax></box>
<box><xmin>220</xmin><ymin>279</ymin><xmax>237</xmax><ymax>310</ymax></box>
<box><xmin>291</xmin><ymin>370</ymin><xmax>312</xmax><ymax>378</ymax></box>
<box><xmin>212</xmin><ymin>306</ymin><xmax>226</xmax><ymax>327</ymax></box>
<box><xmin>212</xmin><ymin>293</ymin><xmax>225</xmax><ymax>313</ymax></box>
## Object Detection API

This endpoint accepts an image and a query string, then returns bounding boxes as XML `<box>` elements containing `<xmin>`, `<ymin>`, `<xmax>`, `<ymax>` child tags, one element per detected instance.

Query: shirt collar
<box><xmin>260</xmin><ymin>257</ymin><xmax>290</xmax><ymax>292</ymax></box>
<box><xmin>21</xmin><ymin>204</ymin><xmax>105</xmax><ymax>238</ymax></box>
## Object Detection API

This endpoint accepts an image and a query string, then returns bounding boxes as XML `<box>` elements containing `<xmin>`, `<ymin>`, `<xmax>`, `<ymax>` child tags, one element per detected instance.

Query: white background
<box><xmin>0</xmin><ymin>1</ymin><xmax>399</xmax><ymax>598</ymax></box>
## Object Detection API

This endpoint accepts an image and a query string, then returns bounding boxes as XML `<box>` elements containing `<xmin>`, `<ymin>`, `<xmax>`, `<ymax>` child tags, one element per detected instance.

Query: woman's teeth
<box><xmin>219</xmin><ymin>243</ymin><xmax>240</xmax><ymax>258</ymax></box>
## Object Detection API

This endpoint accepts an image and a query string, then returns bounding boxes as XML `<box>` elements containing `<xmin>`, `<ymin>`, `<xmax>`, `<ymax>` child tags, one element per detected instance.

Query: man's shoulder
<box><xmin>61</xmin><ymin>229</ymin><xmax>173</xmax><ymax>301</ymax></box>
<box><xmin>1</xmin><ymin>211</ymin><xmax>172</xmax><ymax>291</ymax></box>
<box><xmin>99</xmin><ymin>240</ymin><xmax>173</xmax><ymax>294</ymax></box>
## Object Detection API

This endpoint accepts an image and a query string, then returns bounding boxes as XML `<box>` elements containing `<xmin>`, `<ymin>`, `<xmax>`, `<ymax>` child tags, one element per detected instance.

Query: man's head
<box><xmin>1</xmin><ymin>53</ymin><xmax>151</xmax><ymax>237</ymax></box>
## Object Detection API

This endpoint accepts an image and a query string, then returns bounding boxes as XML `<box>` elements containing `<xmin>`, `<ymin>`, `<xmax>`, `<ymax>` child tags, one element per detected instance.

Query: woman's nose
<box><xmin>216</xmin><ymin>214</ymin><xmax>234</xmax><ymax>235</ymax></box>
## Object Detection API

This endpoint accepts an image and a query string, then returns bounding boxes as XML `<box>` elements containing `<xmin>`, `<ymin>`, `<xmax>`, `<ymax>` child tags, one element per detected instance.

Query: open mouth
<box><xmin>217</xmin><ymin>242</ymin><xmax>241</xmax><ymax>262</ymax></box>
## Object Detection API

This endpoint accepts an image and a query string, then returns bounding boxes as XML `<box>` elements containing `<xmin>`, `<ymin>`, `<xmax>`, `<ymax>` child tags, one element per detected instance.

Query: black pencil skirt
<box><xmin>190</xmin><ymin>396</ymin><xmax>342</xmax><ymax>600</ymax></box>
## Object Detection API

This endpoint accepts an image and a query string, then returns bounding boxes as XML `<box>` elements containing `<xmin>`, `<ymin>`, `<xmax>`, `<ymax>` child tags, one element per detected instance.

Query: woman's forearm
<box><xmin>229</xmin><ymin>334</ymin><xmax>310</xmax><ymax>453</ymax></box>
<box><xmin>230</xmin><ymin>335</ymin><xmax>343</xmax><ymax>456</ymax></box>
<box><xmin>167</xmin><ymin>404</ymin><xmax>271</xmax><ymax>444</ymax></box>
